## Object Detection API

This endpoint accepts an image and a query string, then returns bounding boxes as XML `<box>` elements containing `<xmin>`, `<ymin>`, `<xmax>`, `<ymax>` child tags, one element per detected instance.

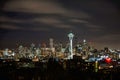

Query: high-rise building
<box><xmin>49</xmin><ymin>38</ymin><xmax>54</xmax><ymax>49</ymax></box>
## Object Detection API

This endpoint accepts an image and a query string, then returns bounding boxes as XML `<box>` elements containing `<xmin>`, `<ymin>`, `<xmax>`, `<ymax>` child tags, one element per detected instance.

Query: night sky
<box><xmin>0</xmin><ymin>0</ymin><xmax>120</xmax><ymax>49</ymax></box>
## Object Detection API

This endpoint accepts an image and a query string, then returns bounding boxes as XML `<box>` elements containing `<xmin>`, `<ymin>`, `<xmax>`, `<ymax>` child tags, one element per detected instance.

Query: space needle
<box><xmin>68</xmin><ymin>32</ymin><xmax>74</xmax><ymax>59</ymax></box>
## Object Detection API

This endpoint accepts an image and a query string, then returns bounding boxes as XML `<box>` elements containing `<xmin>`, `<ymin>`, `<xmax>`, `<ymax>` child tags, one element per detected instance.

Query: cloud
<box><xmin>0</xmin><ymin>16</ymin><xmax>50</xmax><ymax>31</ymax></box>
<box><xmin>0</xmin><ymin>23</ymin><xmax>50</xmax><ymax>31</ymax></box>
<box><xmin>3</xmin><ymin>0</ymin><xmax>90</xmax><ymax>18</ymax></box>
<box><xmin>29</xmin><ymin>27</ymin><xmax>49</xmax><ymax>31</ymax></box>
<box><xmin>0</xmin><ymin>16</ymin><xmax>25</xmax><ymax>23</ymax></box>
<box><xmin>33</xmin><ymin>17</ymin><xmax>72</xmax><ymax>29</ymax></box>
<box><xmin>69</xmin><ymin>19</ymin><xmax>88</xmax><ymax>24</ymax></box>
<box><xmin>54</xmin><ymin>24</ymin><xmax>73</xmax><ymax>29</ymax></box>
<box><xmin>34</xmin><ymin>17</ymin><xmax>61</xmax><ymax>24</ymax></box>
<box><xmin>62</xmin><ymin>10</ymin><xmax>90</xmax><ymax>18</ymax></box>
<box><xmin>3</xmin><ymin>0</ymin><xmax>67</xmax><ymax>14</ymax></box>
<box><xmin>0</xmin><ymin>15</ymin><xmax>73</xmax><ymax>31</ymax></box>
<box><xmin>1</xmin><ymin>0</ymin><xmax>91</xmax><ymax>30</ymax></box>
<box><xmin>1</xmin><ymin>0</ymin><xmax>92</xmax><ymax>30</ymax></box>
<box><xmin>0</xmin><ymin>24</ymin><xmax>20</xmax><ymax>30</ymax></box>
<box><xmin>84</xmin><ymin>23</ymin><xmax>103</xmax><ymax>32</ymax></box>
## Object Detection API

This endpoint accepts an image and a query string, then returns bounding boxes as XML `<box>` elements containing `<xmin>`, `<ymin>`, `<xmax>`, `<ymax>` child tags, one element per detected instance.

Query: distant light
<box><xmin>83</xmin><ymin>39</ymin><xmax>86</xmax><ymax>43</ymax></box>
<box><xmin>8</xmin><ymin>50</ymin><xmax>12</xmax><ymax>53</ymax></box>
<box><xmin>105</xmin><ymin>58</ymin><xmax>112</xmax><ymax>63</ymax></box>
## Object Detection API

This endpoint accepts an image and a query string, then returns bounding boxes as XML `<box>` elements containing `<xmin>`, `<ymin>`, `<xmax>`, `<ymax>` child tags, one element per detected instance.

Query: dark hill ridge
<box><xmin>0</xmin><ymin>58</ymin><xmax>120</xmax><ymax>80</ymax></box>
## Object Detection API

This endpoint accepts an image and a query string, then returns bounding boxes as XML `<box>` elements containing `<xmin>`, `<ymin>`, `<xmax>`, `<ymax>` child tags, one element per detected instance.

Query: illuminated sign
<box><xmin>105</xmin><ymin>58</ymin><xmax>112</xmax><ymax>63</ymax></box>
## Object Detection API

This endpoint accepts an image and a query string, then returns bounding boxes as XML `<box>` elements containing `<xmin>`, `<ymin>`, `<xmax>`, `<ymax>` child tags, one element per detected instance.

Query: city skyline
<box><xmin>0</xmin><ymin>0</ymin><xmax>120</xmax><ymax>49</ymax></box>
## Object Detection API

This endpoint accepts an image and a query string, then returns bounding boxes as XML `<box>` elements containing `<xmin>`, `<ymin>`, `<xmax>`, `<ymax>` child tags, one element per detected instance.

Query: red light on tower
<box><xmin>105</xmin><ymin>58</ymin><xmax>112</xmax><ymax>63</ymax></box>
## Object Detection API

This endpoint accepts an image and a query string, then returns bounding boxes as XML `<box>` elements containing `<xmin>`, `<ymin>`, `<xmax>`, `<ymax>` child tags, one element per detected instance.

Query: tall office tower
<box><xmin>49</xmin><ymin>38</ymin><xmax>53</xmax><ymax>48</ymax></box>
<box><xmin>82</xmin><ymin>39</ymin><xmax>87</xmax><ymax>51</ymax></box>
<box><xmin>18</xmin><ymin>45</ymin><xmax>23</xmax><ymax>54</ymax></box>
<box><xmin>49</xmin><ymin>38</ymin><xmax>54</xmax><ymax>52</ymax></box>
<box><xmin>31</xmin><ymin>43</ymin><xmax>35</xmax><ymax>49</ymax></box>
<box><xmin>31</xmin><ymin>43</ymin><xmax>35</xmax><ymax>54</ymax></box>
<box><xmin>3</xmin><ymin>48</ymin><xmax>9</xmax><ymax>56</ymax></box>
<box><xmin>68</xmin><ymin>32</ymin><xmax>74</xmax><ymax>59</ymax></box>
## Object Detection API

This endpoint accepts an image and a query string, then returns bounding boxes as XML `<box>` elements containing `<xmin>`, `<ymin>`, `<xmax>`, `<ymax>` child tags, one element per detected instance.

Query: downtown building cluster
<box><xmin>0</xmin><ymin>32</ymin><xmax>120</xmax><ymax>62</ymax></box>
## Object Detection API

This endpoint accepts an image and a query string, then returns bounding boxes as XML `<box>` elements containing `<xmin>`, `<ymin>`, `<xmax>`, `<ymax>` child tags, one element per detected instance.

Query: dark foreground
<box><xmin>0</xmin><ymin>59</ymin><xmax>120</xmax><ymax>80</ymax></box>
<box><xmin>1</xmin><ymin>68</ymin><xmax>120</xmax><ymax>80</ymax></box>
